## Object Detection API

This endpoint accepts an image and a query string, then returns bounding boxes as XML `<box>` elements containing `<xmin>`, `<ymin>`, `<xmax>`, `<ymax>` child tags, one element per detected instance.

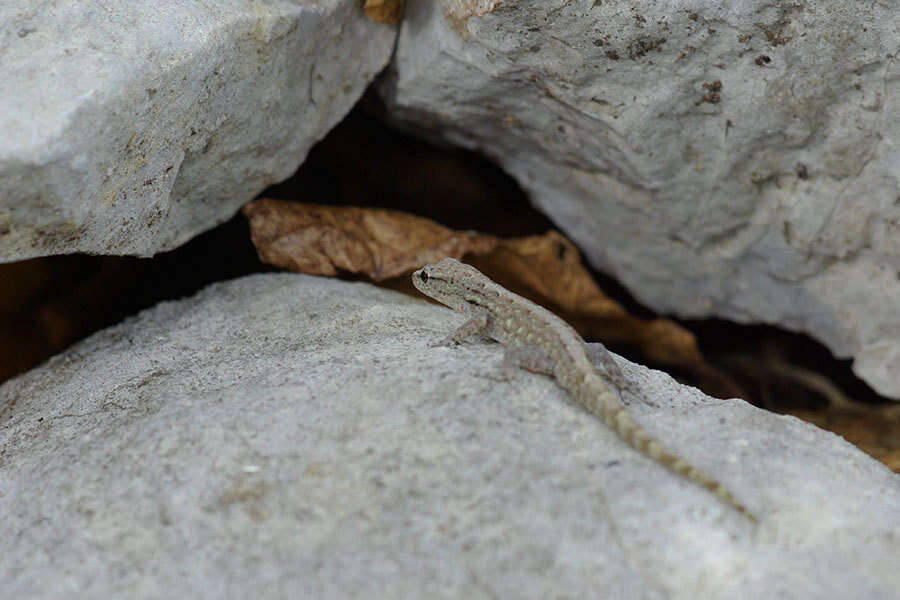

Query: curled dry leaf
<box><xmin>243</xmin><ymin>199</ymin><xmax>709</xmax><ymax>375</ymax></box>
<box><xmin>364</xmin><ymin>0</ymin><xmax>404</xmax><ymax>24</ymax></box>
<box><xmin>242</xmin><ymin>199</ymin><xmax>496</xmax><ymax>281</ymax></box>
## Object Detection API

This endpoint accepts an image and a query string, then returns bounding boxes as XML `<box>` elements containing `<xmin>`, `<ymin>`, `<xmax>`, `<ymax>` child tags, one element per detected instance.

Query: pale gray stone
<box><xmin>0</xmin><ymin>0</ymin><xmax>395</xmax><ymax>261</ymax></box>
<box><xmin>1</xmin><ymin>273</ymin><xmax>899</xmax><ymax>598</ymax></box>
<box><xmin>378</xmin><ymin>0</ymin><xmax>900</xmax><ymax>398</ymax></box>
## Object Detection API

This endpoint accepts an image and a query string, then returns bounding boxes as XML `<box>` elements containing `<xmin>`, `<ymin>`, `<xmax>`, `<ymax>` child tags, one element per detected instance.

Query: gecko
<box><xmin>412</xmin><ymin>257</ymin><xmax>755</xmax><ymax>522</ymax></box>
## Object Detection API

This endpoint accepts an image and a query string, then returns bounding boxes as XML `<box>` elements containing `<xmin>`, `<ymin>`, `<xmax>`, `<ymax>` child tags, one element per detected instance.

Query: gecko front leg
<box><xmin>430</xmin><ymin>308</ymin><xmax>489</xmax><ymax>347</ymax></box>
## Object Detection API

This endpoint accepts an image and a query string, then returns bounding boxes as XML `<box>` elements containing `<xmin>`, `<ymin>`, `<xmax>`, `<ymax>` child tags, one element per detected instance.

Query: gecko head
<box><xmin>411</xmin><ymin>258</ymin><xmax>460</xmax><ymax>302</ymax></box>
<box><xmin>412</xmin><ymin>257</ymin><xmax>486</xmax><ymax>311</ymax></box>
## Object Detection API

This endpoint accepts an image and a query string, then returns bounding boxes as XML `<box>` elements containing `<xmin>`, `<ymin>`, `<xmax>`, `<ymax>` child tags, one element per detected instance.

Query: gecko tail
<box><xmin>586</xmin><ymin>383</ymin><xmax>757</xmax><ymax>523</ymax></box>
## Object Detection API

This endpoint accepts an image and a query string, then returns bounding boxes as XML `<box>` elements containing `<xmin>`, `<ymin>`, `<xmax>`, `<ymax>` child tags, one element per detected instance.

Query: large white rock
<box><xmin>2</xmin><ymin>273</ymin><xmax>899</xmax><ymax>598</ymax></box>
<box><xmin>0</xmin><ymin>0</ymin><xmax>394</xmax><ymax>261</ymax></box>
<box><xmin>378</xmin><ymin>1</ymin><xmax>900</xmax><ymax>398</ymax></box>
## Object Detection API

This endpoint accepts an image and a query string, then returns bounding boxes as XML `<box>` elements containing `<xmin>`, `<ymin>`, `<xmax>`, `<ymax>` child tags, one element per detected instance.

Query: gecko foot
<box><xmin>428</xmin><ymin>335</ymin><xmax>459</xmax><ymax>348</ymax></box>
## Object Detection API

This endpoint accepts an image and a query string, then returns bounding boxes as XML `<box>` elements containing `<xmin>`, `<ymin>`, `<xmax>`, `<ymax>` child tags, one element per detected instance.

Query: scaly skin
<box><xmin>413</xmin><ymin>257</ymin><xmax>755</xmax><ymax>522</ymax></box>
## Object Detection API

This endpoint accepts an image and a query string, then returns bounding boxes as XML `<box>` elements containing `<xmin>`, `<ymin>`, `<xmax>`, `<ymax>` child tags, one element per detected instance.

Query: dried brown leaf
<box><xmin>242</xmin><ymin>199</ymin><xmax>496</xmax><ymax>281</ymax></box>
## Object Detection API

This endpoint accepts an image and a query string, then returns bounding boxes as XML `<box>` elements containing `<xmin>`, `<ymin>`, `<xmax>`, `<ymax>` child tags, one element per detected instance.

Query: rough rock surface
<box><xmin>378</xmin><ymin>1</ymin><xmax>900</xmax><ymax>398</ymax></box>
<box><xmin>2</xmin><ymin>273</ymin><xmax>899</xmax><ymax>598</ymax></box>
<box><xmin>0</xmin><ymin>0</ymin><xmax>395</xmax><ymax>261</ymax></box>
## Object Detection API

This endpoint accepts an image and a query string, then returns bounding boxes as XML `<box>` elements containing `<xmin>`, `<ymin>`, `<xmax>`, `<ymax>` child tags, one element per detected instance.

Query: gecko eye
<box><xmin>418</xmin><ymin>270</ymin><xmax>428</xmax><ymax>283</ymax></box>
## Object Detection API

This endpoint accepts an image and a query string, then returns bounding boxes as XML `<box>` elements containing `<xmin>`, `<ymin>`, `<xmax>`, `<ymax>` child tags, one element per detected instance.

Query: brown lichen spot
<box><xmin>862</xmin><ymin>92</ymin><xmax>883</xmax><ymax>112</ymax></box>
<box><xmin>364</xmin><ymin>0</ymin><xmax>404</xmax><ymax>24</ymax></box>
<box><xmin>755</xmin><ymin>54</ymin><xmax>771</xmax><ymax>66</ymax></box>
<box><xmin>593</xmin><ymin>38</ymin><xmax>605</xmax><ymax>46</ymax></box>
<box><xmin>606</xmin><ymin>49</ymin><xmax>620</xmax><ymax>60</ymax></box>
<box><xmin>755</xmin><ymin>21</ymin><xmax>792</xmax><ymax>46</ymax></box>
<box><xmin>220</xmin><ymin>479</ymin><xmax>270</xmax><ymax>521</ymax></box>
<box><xmin>674</xmin><ymin>45</ymin><xmax>695</xmax><ymax>63</ymax></box>
<box><xmin>633</xmin><ymin>13</ymin><xmax>646</xmax><ymax>24</ymax></box>
<box><xmin>27</xmin><ymin>222</ymin><xmax>90</xmax><ymax>251</ymax></box>
<box><xmin>627</xmin><ymin>37</ymin><xmax>666</xmax><ymax>59</ymax></box>
<box><xmin>695</xmin><ymin>81</ymin><xmax>722</xmax><ymax>105</ymax></box>
<box><xmin>783</xmin><ymin>220</ymin><xmax>793</xmax><ymax>244</ymax></box>
<box><xmin>749</xmin><ymin>171</ymin><xmax>772</xmax><ymax>185</ymax></box>
<box><xmin>738</xmin><ymin>33</ymin><xmax>752</xmax><ymax>43</ymax></box>
<box><xmin>796</xmin><ymin>162</ymin><xmax>809</xmax><ymax>179</ymax></box>
<box><xmin>688</xmin><ymin>13</ymin><xmax>698</xmax><ymax>21</ymax></box>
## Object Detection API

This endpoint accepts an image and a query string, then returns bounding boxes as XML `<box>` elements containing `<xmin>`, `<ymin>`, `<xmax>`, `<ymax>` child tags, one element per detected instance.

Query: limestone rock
<box><xmin>0</xmin><ymin>0</ymin><xmax>395</xmax><ymax>261</ymax></box>
<box><xmin>2</xmin><ymin>273</ymin><xmax>899</xmax><ymax>598</ymax></box>
<box><xmin>378</xmin><ymin>0</ymin><xmax>900</xmax><ymax>398</ymax></box>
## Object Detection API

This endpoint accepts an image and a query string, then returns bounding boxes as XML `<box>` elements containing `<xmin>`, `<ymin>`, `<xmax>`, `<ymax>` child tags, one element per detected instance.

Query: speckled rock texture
<box><xmin>378</xmin><ymin>0</ymin><xmax>900</xmax><ymax>399</ymax></box>
<box><xmin>2</xmin><ymin>273</ymin><xmax>899</xmax><ymax>598</ymax></box>
<box><xmin>0</xmin><ymin>0</ymin><xmax>395</xmax><ymax>261</ymax></box>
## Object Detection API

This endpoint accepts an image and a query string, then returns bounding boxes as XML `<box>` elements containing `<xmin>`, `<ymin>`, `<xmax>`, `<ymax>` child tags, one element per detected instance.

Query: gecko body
<box><xmin>412</xmin><ymin>257</ymin><xmax>754</xmax><ymax>522</ymax></box>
